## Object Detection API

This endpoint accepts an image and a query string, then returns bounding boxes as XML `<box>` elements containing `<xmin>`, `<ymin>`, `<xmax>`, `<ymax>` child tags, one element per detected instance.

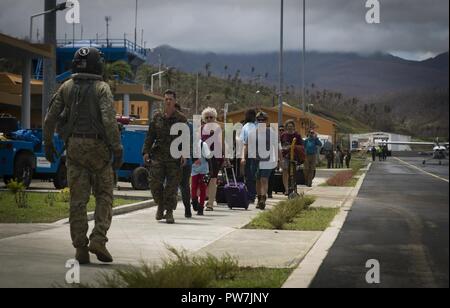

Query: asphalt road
<box><xmin>311</xmin><ymin>155</ymin><xmax>449</xmax><ymax>288</ymax></box>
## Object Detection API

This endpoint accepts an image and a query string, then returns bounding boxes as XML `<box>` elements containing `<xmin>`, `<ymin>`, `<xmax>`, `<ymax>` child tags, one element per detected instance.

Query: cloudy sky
<box><xmin>0</xmin><ymin>0</ymin><xmax>448</xmax><ymax>60</ymax></box>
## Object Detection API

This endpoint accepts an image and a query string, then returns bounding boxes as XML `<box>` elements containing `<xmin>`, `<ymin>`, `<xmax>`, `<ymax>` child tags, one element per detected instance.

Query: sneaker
<box><xmin>185</xmin><ymin>208</ymin><xmax>192</xmax><ymax>218</ymax></box>
<box><xmin>192</xmin><ymin>199</ymin><xmax>199</xmax><ymax>211</ymax></box>
<box><xmin>205</xmin><ymin>206</ymin><xmax>214</xmax><ymax>211</ymax></box>
<box><xmin>197</xmin><ymin>207</ymin><xmax>204</xmax><ymax>216</ymax></box>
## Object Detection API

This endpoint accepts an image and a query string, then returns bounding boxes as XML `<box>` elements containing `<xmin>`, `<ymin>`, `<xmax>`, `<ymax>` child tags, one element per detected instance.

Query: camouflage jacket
<box><xmin>142</xmin><ymin>110</ymin><xmax>188</xmax><ymax>161</ymax></box>
<box><xmin>43</xmin><ymin>73</ymin><xmax>122</xmax><ymax>152</ymax></box>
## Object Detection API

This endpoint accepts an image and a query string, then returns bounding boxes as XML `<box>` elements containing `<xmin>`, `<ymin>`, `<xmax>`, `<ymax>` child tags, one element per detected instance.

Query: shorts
<box><xmin>257</xmin><ymin>167</ymin><xmax>274</xmax><ymax>179</ymax></box>
<box><xmin>209</xmin><ymin>157</ymin><xmax>223</xmax><ymax>178</ymax></box>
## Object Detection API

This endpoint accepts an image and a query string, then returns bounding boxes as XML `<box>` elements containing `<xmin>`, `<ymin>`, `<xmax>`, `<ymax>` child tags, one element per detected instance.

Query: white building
<box><xmin>350</xmin><ymin>132</ymin><xmax>412</xmax><ymax>152</ymax></box>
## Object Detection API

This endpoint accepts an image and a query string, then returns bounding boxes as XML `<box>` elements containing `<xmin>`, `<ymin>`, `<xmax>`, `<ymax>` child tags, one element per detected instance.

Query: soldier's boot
<box><xmin>165</xmin><ymin>210</ymin><xmax>175</xmax><ymax>224</ymax></box>
<box><xmin>89</xmin><ymin>241</ymin><xmax>113</xmax><ymax>263</ymax></box>
<box><xmin>75</xmin><ymin>247</ymin><xmax>90</xmax><ymax>265</ymax></box>
<box><xmin>156</xmin><ymin>205</ymin><xmax>165</xmax><ymax>221</ymax></box>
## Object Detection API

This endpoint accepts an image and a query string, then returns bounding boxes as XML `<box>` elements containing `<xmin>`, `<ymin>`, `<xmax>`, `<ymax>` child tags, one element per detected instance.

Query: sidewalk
<box><xmin>0</xmin><ymin>174</ymin><xmax>358</xmax><ymax>288</ymax></box>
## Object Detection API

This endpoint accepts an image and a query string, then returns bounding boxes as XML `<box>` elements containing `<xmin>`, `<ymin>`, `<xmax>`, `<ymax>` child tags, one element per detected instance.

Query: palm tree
<box><xmin>104</xmin><ymin>61</ymin><xmax>133</xmax><ymax>83</ymax></box>
<box><xmin>205</xmin><ymin>62</ymin><xmax>211</xmax><ymax>77</ymax></box>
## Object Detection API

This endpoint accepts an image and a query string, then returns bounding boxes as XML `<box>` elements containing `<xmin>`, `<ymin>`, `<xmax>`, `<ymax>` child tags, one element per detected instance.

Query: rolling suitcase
<box><xmin>216</xmin><ymin>172</ymin><xmax>228</xmax><ymax>204</ymax></box>
<box><xmin>224</xmin><ymin>167</ymin><xmax>250</xmax><ymax>210</ymax></box>
<box><xmin>268</xmin><ymin>170</ymin><xmax>286</xmax><ymax>195</ymax></box>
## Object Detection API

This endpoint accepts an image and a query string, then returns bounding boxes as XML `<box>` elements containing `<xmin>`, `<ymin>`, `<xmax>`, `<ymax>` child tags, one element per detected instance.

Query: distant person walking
<box><xmin>344</xmin><ymin>149</ymin><xmax>352</xmax><ymax>169</ymax></box>
<box><xmin>280</xmin><ymin>120</ymin><xmax>304</xmax><ymax>193</ymax></box>
<box><xmin>382</xmin><ymin>145</ymin><xmax>388</xmax><ymax>161</ymax></box>
<box><xmin>323</xmin><ymin>140</ymin><xmax>334</xmax><ymax>169</ymax></box>
<box><xmin>254</xmin><ymin>112</ymin><xmax>279</xmax><ymax>210</ymax></box>
<box><xmin>335</xmin><ymin>145</ymin><xmax>343</xmax><ymax>169</ymax></box>
<box><xmin>371</xmin><ymin>146</ymin><xmax>377</xmax><ymax>162</ymax></box>
<box><xmin>175</xmin><ymin>104</ymin><xmax>193</xmax><ymax>218</ymax></box>
<box><xmin>304</xmin><ymin>129</ymin><xmax>323</xmax><ymax>187</ymax></box>
<box><xmin>240</xmin><ymin>109</ymin><xmax>258</xmax><ymax>203</ymax></box>
<box><xmin>191</xmin><ymin>139</ymin><xmax>212</xmax><ymax>216</ymax></box>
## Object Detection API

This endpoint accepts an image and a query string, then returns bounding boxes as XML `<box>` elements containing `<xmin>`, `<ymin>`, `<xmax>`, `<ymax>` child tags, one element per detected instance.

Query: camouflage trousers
<box><xmin>148</xmin><ymin>160</ymin><xmax>183</xmax><ymax>211</ymax></box>
<box><xmin>67</xmin><ymin>138</ymin><xmax>114</xmax><ymax>249</ymax></box>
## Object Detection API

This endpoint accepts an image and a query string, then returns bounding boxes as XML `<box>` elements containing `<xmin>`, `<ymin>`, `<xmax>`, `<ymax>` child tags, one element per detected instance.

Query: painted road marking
<box><xmin>394</xmin><ymin>157</ymin><xmax>449</xmax><ymax>183</ymax></box>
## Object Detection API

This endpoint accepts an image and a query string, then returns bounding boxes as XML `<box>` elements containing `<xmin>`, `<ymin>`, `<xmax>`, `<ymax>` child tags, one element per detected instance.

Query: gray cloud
<box><xmin>0</xmin><ymin>0</ymin><xmax>448</xmax><ymax>59</ymax></box>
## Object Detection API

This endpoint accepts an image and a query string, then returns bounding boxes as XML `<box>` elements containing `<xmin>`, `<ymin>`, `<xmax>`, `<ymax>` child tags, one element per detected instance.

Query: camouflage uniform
<box><xmin>44</xmin><ymin>73</ymin><xmax>122</xmax><ymax>249</ymax></box>
<box><xmin>142</xmin><ymin>110</ymin><xmax>187</xmax><ymax>216</ymax></box>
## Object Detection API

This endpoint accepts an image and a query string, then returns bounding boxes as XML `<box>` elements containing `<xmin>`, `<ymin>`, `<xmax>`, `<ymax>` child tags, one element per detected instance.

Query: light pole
<box><xmin>301</xmin><ymin>0</ymin><xmax>306</xmax><ymax>115</ymax></box>
<box><xmin>105</xmin><ymin>16</ymin><xmax>112</xmax><ymax>47</ymax></box>
<box><xmin>195</xmin><ymin>72</ymin><xmax>199</xmax><ymax>115</ymax></box>
<box><xmin>278</xmin><ymin>0</ymin><xmax>284</xmax><ymax>128</ymax></box>
<box><xmin>29</xmin><ymin>2</ymin><xmax>69</xmax><ymax>42</ymax></box>
<box><xmin>134</xmin><ymin>0</ymin><xmax>138</xmax><ymax>50</ymax></box>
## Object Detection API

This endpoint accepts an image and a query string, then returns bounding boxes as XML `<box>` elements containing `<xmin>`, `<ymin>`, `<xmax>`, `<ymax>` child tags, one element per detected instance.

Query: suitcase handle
<box><xmin>223</xmin><ymin>166</ymin><xmax>238</xmax><ymax>186</ymax></box>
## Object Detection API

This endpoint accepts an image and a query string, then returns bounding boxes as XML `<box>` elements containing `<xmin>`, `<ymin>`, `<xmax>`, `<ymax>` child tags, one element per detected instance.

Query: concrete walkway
<box><xmin>0</xmin><ymin>175</ymin><xmax>354</xmax><ymax>288</ymax></box>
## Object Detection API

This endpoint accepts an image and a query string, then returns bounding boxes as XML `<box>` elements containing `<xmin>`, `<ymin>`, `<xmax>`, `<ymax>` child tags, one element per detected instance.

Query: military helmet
<box><xmin>72</xmin><ymin>47</ymin><xmax>105</xmax><ymax>75</ymax></box>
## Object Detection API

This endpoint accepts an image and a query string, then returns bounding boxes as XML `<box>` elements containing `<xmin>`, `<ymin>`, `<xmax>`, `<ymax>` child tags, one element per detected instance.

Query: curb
<box><xmin>282</xmin><ymin>162</ymin><xmax>372</xmax><ymax>288</ymax></box>
<box><xmin>52</xmin><ymin>199</ymin><xmax>156</xmax><ymax>226</ymax></box>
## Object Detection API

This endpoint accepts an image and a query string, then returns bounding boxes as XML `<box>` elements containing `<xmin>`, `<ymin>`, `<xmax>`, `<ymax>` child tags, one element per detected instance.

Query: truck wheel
<box><xmin>131</xmin><ymin>167</ymin><xmax>149</xmax><ymax>190</ymax></box>
<box><xmin>14</xmin><ymin>153</ymin><xmax>34</xmax><ymax>188</ymax></box>
<box><xmin>3</xmin><ymin>176</ymin><xmax>13</xmax><ymax>185</ymax></box>
<box><xmin>54</xmin><ymin>163</ymin><xmax>68</xmax><ymax>189</ymax></box>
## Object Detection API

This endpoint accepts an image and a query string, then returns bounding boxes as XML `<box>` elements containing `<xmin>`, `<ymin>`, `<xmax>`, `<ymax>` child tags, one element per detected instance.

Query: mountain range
<box><xmin>146</xmin><ymin>46</ymin><xmax>449</xmax><ymax>99</ymax></box>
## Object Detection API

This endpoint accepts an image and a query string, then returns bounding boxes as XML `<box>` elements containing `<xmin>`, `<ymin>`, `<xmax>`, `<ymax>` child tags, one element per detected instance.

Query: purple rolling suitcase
<box><xmin>224</xmin><ymin>168</ymin><xmax>250</xmax><ymax>210</ymax></box>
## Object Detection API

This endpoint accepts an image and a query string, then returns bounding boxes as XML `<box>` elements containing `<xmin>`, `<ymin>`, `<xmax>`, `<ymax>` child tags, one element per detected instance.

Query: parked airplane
<box><xmin>377</xmin><ymin>139</ymin><xmax>449</xmax><ymax>165</ymax></box>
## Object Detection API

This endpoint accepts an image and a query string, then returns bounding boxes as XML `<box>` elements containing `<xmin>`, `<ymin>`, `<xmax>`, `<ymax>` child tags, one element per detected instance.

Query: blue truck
<box><xmin>116</xmin><ymin>125</ymin><xmax>149</xmax><ymax>190</ymax></box>
<box><xmin>0</xmin><ymin>121</ymin><xmax>67</xmax><ymax>189</ymax></box>
<box><xmin>0</xmin><ymin>117</ymin><xmax>150</xmax><ymax>190</ymax></box>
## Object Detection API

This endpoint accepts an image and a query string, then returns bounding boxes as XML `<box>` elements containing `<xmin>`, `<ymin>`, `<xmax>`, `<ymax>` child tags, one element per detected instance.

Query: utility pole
<box><xmin>105</xmin><ymin>16</ymin><xmax>111</xmax><ymax>47</ymax></box>
<box><xmin>278</xmin><ymin>0</ymin><xmax>284</xmax><ymax>128</ymax></box>
<box><xmin>302</xmin><ymin>0</ymin><xmax>306</xmax><ymax>115</ymax></box>
<box><xmin>134</xmin><ymin>0</ymin><xmax>138</xmax><ymax>50</ymax></box>
<box><xmin>42</xmin><ymin>0</ymin><xmax>57</xmax><ymax>128</ymax></box>
<box><xmin>196</xmin><ymin>72</ymin><xmax>199</xmax><ymax>115</ymax></box>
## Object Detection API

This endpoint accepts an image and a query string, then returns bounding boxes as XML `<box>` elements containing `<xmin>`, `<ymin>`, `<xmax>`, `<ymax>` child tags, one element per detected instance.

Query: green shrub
<box><xmin>6</xmin><ymin>179</ymin><xmax>28</xmax><ymax>208</ymax></box>
<box><xmin>89</xmin><ymin>247</ymin><xmax>240</xmax><ymax>288</ymax></box>
<box><xmin>267</xmin><ymin>196</ymin><xmax>313</xmax><ymax>230</ymax></box>
<box><xmin>44</xmin><ymin>193</ymin><xmax>57</xmax><ymax>207</ymax></box>
<box><xmin>59</xmin><ymin>188</ymin><xmax>71</xmax><ymax>203</ymax></box>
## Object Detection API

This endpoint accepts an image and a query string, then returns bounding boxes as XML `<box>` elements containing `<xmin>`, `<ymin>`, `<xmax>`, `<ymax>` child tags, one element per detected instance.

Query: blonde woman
<box><xmin>201</xmin><ymin>107</ymin><xmax>223</xmax><ymax>211</ymax></box>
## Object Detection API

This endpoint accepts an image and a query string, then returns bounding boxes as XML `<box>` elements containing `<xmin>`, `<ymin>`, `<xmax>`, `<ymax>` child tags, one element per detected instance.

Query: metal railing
<box><xmin>56</xmin><ymin>38</ymin><xmax>147</xmax><ymax>57</ymax></box>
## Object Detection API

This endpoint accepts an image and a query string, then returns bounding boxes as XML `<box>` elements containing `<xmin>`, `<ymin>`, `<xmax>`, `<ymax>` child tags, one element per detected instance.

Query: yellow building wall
<box><xmin>114</xmin><ymin>101</ymin><xmax>150</xmax><ymax>119</ymax></box>
<box><xmin>225</xmin><ymin>107</ymin><xmax>337</xmax><ymax>142</ymax></box>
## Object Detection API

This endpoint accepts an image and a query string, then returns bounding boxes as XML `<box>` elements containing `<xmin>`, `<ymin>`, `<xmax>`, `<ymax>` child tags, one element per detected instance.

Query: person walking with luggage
<box><xmin>43</xmin><ymin>47</ymin><xmax>123</xmax><ymax>264</ymax></box>
<box><xmin>201</xmin><ymin>107</ymin><xmax>223</xmax><ymax>212</ymax></box>
<box><xmin>143</xmin><ymin>90</ymin><xmax>188</xmax><ymax>224</ymax></box>
<box><xmin>254</xmin><ymin>112</ymin><xmax>279</xmax><ymax>210</ymax></box>
<box><xmin>304</xmin><ymin>129</ymin><xmax>322</xmax><ymax>187</ymax></box>
<box><xmin>280</xmin><ymin>120</ymin><xmax>304</xmax><ymax>193</ymax></box>
<box><xmin>240</xmin><ymin>109</ymin><xmax>258</xmax><ymax>203</ymax></box>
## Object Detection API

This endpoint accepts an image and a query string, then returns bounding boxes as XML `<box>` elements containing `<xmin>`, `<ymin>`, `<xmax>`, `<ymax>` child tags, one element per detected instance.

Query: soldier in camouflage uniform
<box><xmin>143</xmin><ymin>90</ymin><xmax>187</xmax><ymax>224</ymax></box>
<box><xmin>43</xmin><ymin>47</ymin><xmax>123</xmax><ymax>265</ymax></box>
